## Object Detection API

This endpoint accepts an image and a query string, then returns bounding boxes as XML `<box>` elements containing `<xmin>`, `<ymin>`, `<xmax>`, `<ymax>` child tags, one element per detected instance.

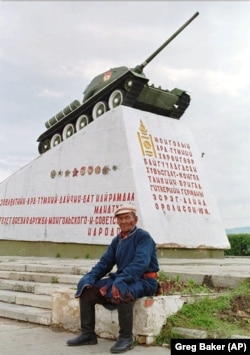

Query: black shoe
<box><xmin>110</xmin><ymin>337</ymin><xmax>134</xmax><ymax>353</ymax></box>
<box><xmin>67</xmin><ymin>332</ymin><xmax>97</xmax><ymax>346</ymax></box>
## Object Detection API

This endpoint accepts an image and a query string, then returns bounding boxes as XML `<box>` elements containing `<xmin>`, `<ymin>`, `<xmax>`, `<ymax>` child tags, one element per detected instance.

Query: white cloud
<box><xmin>205</xmin><ymin>69</ymin><xmax>250</xmax><ymax>96</ymax></box>
<box><xmin>36</xmin><ymin>89</ymin><xmax>64</xmax><ymax>98</ymax></box>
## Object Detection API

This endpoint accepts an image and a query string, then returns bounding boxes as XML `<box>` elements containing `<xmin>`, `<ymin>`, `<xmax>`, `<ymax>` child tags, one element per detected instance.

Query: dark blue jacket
<box><xmin>75</xmin><ymin>226</ymin><xmax>159</xmax><ymax>299</ymax></box>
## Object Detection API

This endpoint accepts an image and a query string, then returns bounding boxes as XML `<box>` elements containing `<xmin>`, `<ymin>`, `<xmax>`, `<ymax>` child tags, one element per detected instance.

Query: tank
<box><xmin>37</xmin><ymin>12</ymin><xmax>199</xmax><ymax>154</ymax></box>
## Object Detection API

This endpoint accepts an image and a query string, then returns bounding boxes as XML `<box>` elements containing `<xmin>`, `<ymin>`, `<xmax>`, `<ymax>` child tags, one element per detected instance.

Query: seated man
<box><xmin>67</xmin><ymin>203</ymin><xmax>159</xmax><ymax>353</ymax></box>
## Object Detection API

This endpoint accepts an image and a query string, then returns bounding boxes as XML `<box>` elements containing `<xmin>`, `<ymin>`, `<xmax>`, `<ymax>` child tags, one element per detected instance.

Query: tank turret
<box><xmin>37</xmin><ymin>12</ymin><xmax>199</xmax><ymax>154</ymax></box>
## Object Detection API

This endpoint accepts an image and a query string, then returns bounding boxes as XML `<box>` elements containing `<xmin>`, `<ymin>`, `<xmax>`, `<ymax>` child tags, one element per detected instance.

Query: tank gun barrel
<box><xmin>134</xmin><ymin>11</ymin><xmax>199</xmax><ymax>73</ymax></box>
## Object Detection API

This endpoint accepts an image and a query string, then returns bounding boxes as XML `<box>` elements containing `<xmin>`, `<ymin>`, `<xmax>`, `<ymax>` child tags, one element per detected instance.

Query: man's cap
<box><xmin>114</xmin><ymin>204</ymin><xmax>137</xmax><ymax>217</ymax></box>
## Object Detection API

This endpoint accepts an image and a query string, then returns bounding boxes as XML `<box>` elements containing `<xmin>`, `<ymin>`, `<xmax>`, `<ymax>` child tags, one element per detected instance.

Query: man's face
<box><xmin>116</xmin><ymin>212</ymin><xmax>138</xmax><ymax>234</ymax></box>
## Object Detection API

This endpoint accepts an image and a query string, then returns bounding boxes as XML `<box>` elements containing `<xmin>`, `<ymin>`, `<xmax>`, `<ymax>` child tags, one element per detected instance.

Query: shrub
<box><xmin>225</xmin><ymin>234</ymin><xmax>250</xmax><ymax>256</ymax></box>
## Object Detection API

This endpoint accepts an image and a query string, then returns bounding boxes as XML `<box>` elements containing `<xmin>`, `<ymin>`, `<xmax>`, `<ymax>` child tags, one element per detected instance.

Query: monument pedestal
<box><xmin>0</xmin><ymin>106</ymin><xmax>229</xmax><ymax>257</ymax></box>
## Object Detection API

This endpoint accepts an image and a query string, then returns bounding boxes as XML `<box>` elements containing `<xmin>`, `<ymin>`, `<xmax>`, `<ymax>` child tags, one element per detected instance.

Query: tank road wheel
<box><xmin>92</xmin><ymin>101</ymin><xmax>106</xmax><ymax>119</ymax></box>
<box><xmin>62</xmin><ymin>124</ymin><xmax>75</xmax><ymax>140</ymax></box>
<box><xmin>76</xmin><ymin>115</ymin><xmax>89</xmax><ymax>131</ymax></box>
<box><xmin>108</xmin><ymin>90</ymin><xmax>124</xmax><ymax>109</ymax></box>
<box><xmin>50</xmin><ymin>133</ymin><xmax>62</xmax><ymax>148</ymax></box>
<box><xmin>38</xmin><ymin>139</ymin><xmax>50</xmax><ymax>154</ymax></box>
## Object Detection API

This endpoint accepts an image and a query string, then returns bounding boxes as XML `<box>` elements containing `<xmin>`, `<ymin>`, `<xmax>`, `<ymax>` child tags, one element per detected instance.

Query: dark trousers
<box><xmin>79</xmin><ymin>285</ymin><xmax>133</xmax><ymax>340</ymax></box>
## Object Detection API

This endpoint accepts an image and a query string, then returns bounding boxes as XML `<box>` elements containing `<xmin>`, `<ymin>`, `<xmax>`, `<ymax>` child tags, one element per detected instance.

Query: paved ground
<box><xmin>0</xmin><ymin>318</ymin><xmax>169</xmax><ymax>355</ymax></box>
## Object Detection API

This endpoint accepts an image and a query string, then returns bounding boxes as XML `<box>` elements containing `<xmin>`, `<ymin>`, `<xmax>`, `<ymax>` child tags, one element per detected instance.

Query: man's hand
<box><xmin>99</xmin><ymin>285</ymin><xmax>107</xmax><ymax>296</ymax></box>
<box><xmin>112</xmin><ymin>285</ymin><xmax>122</xmax><ymax>299</ymax></box>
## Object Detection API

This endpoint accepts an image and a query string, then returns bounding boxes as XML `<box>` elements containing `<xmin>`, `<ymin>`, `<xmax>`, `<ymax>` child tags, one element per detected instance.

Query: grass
<box><xmin>158</xmin><ymin>271</ymin><xmax>221</xmax><ymax>295</ymax></box>
<box><xmin>155</xmin><ymin>280</ymin><xmax>250</xmax><ymax>345</ymax></box>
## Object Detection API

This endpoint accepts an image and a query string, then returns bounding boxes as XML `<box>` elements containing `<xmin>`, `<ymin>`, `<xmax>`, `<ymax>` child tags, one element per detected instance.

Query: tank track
<box><xmin>169</xmin><ymin>92</ymin><xmax>191</xmax><ymax>119</ymax></box>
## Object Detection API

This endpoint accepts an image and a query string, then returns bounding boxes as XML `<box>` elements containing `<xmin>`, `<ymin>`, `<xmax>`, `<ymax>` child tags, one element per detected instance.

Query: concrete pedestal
<box><xmin>0</xmin><ymin>106</ymin><xmax>229</xmax><ymax>255</ymax></box>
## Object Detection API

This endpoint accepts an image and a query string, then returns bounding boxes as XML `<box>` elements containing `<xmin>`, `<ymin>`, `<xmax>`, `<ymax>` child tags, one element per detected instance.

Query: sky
<box><xmin>0</xmin><ymin>0</ymin><xmax>249</xmax><ymax>229</ymax></box>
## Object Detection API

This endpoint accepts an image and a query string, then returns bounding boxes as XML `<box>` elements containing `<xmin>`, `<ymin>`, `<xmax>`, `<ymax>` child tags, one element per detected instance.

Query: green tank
<box><xmin>37</xmin><ymin>12</ymin><xmax>199</xmax><ymax>154</ymax></box>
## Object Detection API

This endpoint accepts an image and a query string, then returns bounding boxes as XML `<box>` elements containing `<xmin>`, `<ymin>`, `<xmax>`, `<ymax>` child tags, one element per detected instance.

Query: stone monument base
<box><xmin>0</xmin><ymin>106</ymin><xmax>229</xmax><ymax>256</ymax></box>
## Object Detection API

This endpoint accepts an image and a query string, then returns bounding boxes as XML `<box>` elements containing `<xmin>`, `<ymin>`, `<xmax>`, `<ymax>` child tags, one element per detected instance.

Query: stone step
<box><xmin>0</xmin><ymin>259</ymin><xmax>81</xmax><ymax>327</ymax></box>
<box><xmin>0</xmin><ymin>270</ymin><xmax>80</xmax><ymax>285</ymax></box>
<box><xmin>0</xmin><ymin>279</ymin><xmax>75</xmax><ymax>296</ymax></box>
<box><xmin>0</xmin><ymin>289</ymin><xmax>52</xmax><ymax>309</ymax></box>
<box><xmin>0</xmin><ymin>301</ymin><xmax>51</xmax><ymax>325</ymax></box>
<box><xmin>0</xmin><ymin>260</ymin><xmax>94</xmax><ymax>275</ymax></box>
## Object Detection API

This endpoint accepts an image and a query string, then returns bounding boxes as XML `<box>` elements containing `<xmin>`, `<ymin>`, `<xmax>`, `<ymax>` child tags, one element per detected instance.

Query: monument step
<box><xmin>0</xmin><ymin>289</ymin><xmax>52</xmax><ymax>309</ymax></box>
<box><xmin>0</xmin><ymin>270</ymin><xmax>80</xmax><ymax>285</ymax></box>
<box><xmin>0</xmin><ymin>262</ymin><xmax>77</xmax><ymax>327</ymax></box>
<box><xmin>0</xmin><ymin>259</ymin><xmax>95</xmax><ymax>275</ymax></box>
<box><xmin>0</xmin><ymin>301</ymin><xmax>51</xmax><ymax>325</ymax></box>
<box><xmin>0</xmin><ymin>279</ymin><xmax>74</xmax><ymax>296</ymax></box>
